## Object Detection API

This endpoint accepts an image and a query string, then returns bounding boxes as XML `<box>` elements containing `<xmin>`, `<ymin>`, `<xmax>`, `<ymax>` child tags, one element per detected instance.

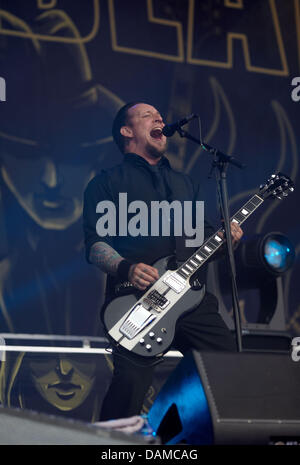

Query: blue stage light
<box><xmin>262</xmin><ymin>234</ymin><xmax>295</xmax><ymax>274</ymax></box>
<box><xmin>221</xmin><ymin>232</ymin><xmax>295</xmax><ymax>289</ymax></box>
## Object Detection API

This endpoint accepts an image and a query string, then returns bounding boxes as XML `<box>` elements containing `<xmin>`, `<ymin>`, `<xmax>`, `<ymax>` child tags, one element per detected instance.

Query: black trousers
<box><xmin>100</xmin><ymin>292</ymin><xmax>236</xmax><ymax>421</ymax></box>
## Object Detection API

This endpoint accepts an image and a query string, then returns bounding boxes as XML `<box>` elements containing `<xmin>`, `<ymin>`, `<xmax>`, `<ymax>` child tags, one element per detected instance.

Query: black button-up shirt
<box><xmin>83</xmin><ymin>153</ymin><xmax>215</xmax><ymax>294</ymax></box>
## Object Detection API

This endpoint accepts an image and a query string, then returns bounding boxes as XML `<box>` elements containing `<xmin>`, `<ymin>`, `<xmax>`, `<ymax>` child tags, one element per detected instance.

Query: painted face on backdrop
<box><xmin>0</xmin><ymin>82</ymin><xmax>123</xmax><ymax>231</ymax></box>
<box><xmin>28</xmin><ymin>354</ymin><xmax>97</xmax><ymax>411</ymax></box>
<box><xmin>0</xmin><ymin>12</ymin><xmax>123</xmax><ymax>231</ymax></box>
<box><xmin>0</xmin><ymin>132</ymin><xmax>108</xmax><ymax>230</ymax></box>
<box><xmin>123</xmin><ymin>103</ymin><xmax>167</xmax><ymax>158</ymax></box>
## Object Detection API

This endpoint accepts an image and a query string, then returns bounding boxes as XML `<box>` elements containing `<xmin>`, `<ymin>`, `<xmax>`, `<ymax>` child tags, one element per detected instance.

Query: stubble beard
<box><xmin>146</xmin><ymin>141</ymin><xmax>167</xmax><ymax>159</ymax></box>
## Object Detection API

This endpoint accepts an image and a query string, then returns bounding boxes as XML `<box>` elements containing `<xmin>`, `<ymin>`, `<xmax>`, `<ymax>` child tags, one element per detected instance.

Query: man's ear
<box><xmin>120</xmin><ymin>126</ymin><xmax>133</xmax><ymax>138</ymax></box>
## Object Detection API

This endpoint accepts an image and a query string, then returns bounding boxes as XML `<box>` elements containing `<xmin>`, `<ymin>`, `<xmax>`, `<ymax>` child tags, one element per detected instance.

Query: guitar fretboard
<box><xmin>177</xmin><ymin>193</ymin><xmax>264</xmax><ymax>280</ymax></box>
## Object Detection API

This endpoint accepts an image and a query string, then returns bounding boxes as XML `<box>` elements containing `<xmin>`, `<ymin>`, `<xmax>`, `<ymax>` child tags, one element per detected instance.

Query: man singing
<box><xmin>83</xmin><ymin>102</ymin><xmax>243</xmax><ymax>420</ymax></box>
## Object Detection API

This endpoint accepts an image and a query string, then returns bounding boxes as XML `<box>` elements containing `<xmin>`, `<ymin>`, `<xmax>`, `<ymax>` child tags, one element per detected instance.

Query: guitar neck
<box><xmin>176</xmin><ymin>193</ymin><xmax>264</xmax><ymax>280</ymax></box>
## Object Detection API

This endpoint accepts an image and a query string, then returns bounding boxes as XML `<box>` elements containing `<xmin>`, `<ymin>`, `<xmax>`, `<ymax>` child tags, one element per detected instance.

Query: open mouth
<box><xmin>150</xmin><ymin>127</ymin><xmax>163</xmax><ymax>140</ymax></box>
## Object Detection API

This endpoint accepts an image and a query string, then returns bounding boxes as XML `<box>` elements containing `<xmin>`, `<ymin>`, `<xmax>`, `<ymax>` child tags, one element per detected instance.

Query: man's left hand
<box><xmin>230</xmin><ymin>221</ymin><xmax>243</xmax><ymax>247</ymax></box>
<box><xmin>218</xmin><ymin>221</ymin><xmax>243</xmax><ymax>248</ymax></box>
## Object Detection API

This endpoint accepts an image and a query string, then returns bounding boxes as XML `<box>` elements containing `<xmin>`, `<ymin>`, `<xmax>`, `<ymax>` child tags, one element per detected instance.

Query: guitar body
<box><xmin>103</xmin><ymin>255</ymin><xmax>205</xmax><ymax>358</ymax></box>
<box><xmin>102</xmin><ymin>173</ymin><xmax>294</xmax><ymax>359</ymax></box>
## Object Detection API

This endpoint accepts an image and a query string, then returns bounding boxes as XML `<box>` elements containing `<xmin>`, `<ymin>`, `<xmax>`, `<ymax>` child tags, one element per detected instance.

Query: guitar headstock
<box><xmin>259</xmin><ymin>172</ymin><xmax>295</xmax><ymax>200</ymax></box>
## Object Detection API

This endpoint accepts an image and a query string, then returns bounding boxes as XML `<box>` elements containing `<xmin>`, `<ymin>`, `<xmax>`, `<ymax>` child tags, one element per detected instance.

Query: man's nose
<box><xmin>154</xmin><ymin>114</ymin><xmax>163</xmax><ymax>124</ymax></box>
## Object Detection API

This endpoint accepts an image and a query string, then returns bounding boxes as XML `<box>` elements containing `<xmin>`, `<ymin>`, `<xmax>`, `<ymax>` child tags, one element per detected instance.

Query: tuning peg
<box><xmin>289</xmin><ymin>187</ymin><xmax>294</xmax><ymax>192</ymax></box>
<box><xmin>273</xmin><ymin>190</ymin><xmax>282</xmax><ymax>199</ymax></box>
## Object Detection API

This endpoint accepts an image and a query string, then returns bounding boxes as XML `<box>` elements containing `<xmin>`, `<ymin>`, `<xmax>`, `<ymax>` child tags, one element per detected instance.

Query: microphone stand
<box><xmin>176</xmin><ymin>128</ymin><xmax>245</xmax><ymax>353</ymax></box>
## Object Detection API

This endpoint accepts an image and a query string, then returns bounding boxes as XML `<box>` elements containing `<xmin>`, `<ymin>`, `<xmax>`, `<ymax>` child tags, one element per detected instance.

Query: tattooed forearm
<box><xmin>89</xmin><ymin>242</ymin><xmax>124</xmax><ymax>275</ymax></box>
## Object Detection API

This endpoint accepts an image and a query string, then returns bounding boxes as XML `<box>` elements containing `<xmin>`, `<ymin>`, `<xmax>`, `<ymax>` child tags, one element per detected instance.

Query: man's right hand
<box><xmin>128</xmin><ymin>263</ymin><xmax>159</xmax><ymax>291</ymax></box>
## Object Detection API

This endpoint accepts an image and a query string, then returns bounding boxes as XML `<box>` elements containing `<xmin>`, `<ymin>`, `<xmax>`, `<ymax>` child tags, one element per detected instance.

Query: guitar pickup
<box><xmin>119</xmin><ymin>304</ymin><xmax>156</xmax><ymax>340</ymax></box>
<box><xmin>163</xmin><ymin>272</ymin><xmax>186</xmax><ymax>293</ymax></box>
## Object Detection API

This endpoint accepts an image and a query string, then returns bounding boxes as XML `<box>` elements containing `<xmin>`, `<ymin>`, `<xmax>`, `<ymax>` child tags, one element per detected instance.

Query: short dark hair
<box><xmin>112</xmin><ymin>101</ymin><xmax>144</xmax><ymax>153</ymax></box>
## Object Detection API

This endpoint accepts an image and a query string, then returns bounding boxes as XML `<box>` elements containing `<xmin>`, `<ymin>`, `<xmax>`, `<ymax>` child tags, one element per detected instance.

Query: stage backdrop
<box><xmin>0</xmin><ymin>0</ymin><xmax>299</xmax><ymax>422</ymax></box>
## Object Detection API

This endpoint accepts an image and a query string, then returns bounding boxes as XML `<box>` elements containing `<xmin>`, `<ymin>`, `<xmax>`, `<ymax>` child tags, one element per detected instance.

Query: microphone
<box><xmin>162</xmin><ymin>113</ymin><xmax>198</xmax><ymax>137</ymax></box>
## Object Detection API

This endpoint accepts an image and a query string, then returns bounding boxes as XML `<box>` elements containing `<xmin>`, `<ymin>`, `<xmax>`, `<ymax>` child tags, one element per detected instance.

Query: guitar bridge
<box><xmin>119</xmin><ymin>304</ymin><xmax>156</xmax><ymax>340</ymax></box>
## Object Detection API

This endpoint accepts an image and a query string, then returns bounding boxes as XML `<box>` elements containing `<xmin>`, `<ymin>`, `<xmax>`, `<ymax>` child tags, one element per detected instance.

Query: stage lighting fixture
<box><xmin>236</xmin><ymin>232</ymin><xmax>295</xmax><ymax>281</ymax></box>
<box><xmin>207</xmin><ymin>232</ymin><xmax>295</xmax><ymax>337</ymax></box>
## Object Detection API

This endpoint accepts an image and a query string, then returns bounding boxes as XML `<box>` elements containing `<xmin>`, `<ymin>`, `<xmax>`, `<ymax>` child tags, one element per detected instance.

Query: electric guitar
<box><xmin>103</xmin><ymin>173</ymin><xmax>294</xmax><ymax>358</ymax></box>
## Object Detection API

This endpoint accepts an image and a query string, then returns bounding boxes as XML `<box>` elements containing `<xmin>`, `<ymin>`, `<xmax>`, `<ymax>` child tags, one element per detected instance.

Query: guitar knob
<box><xmin>191</xmin><ymin>278</ymin><xmax>203</xmax><ymax>291</ymax></box>
<box><xmin>149</xmin><ymin>332</ymin><xmax>155</xmax><ymax>339</ymax></box>
<box><xmin>139</xmin><ymin>338</ymin><xmax>145</xmax><ymax>345</ymax></box>
<box><xmin>156</xmin><ymin>338</ymin><xmax>162</xmax><ymax>344</ymax></box>
<box><xmin>146</xmin><ymin>344</ymin><xmax>152</xmax><ymax>351</ymax></box>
